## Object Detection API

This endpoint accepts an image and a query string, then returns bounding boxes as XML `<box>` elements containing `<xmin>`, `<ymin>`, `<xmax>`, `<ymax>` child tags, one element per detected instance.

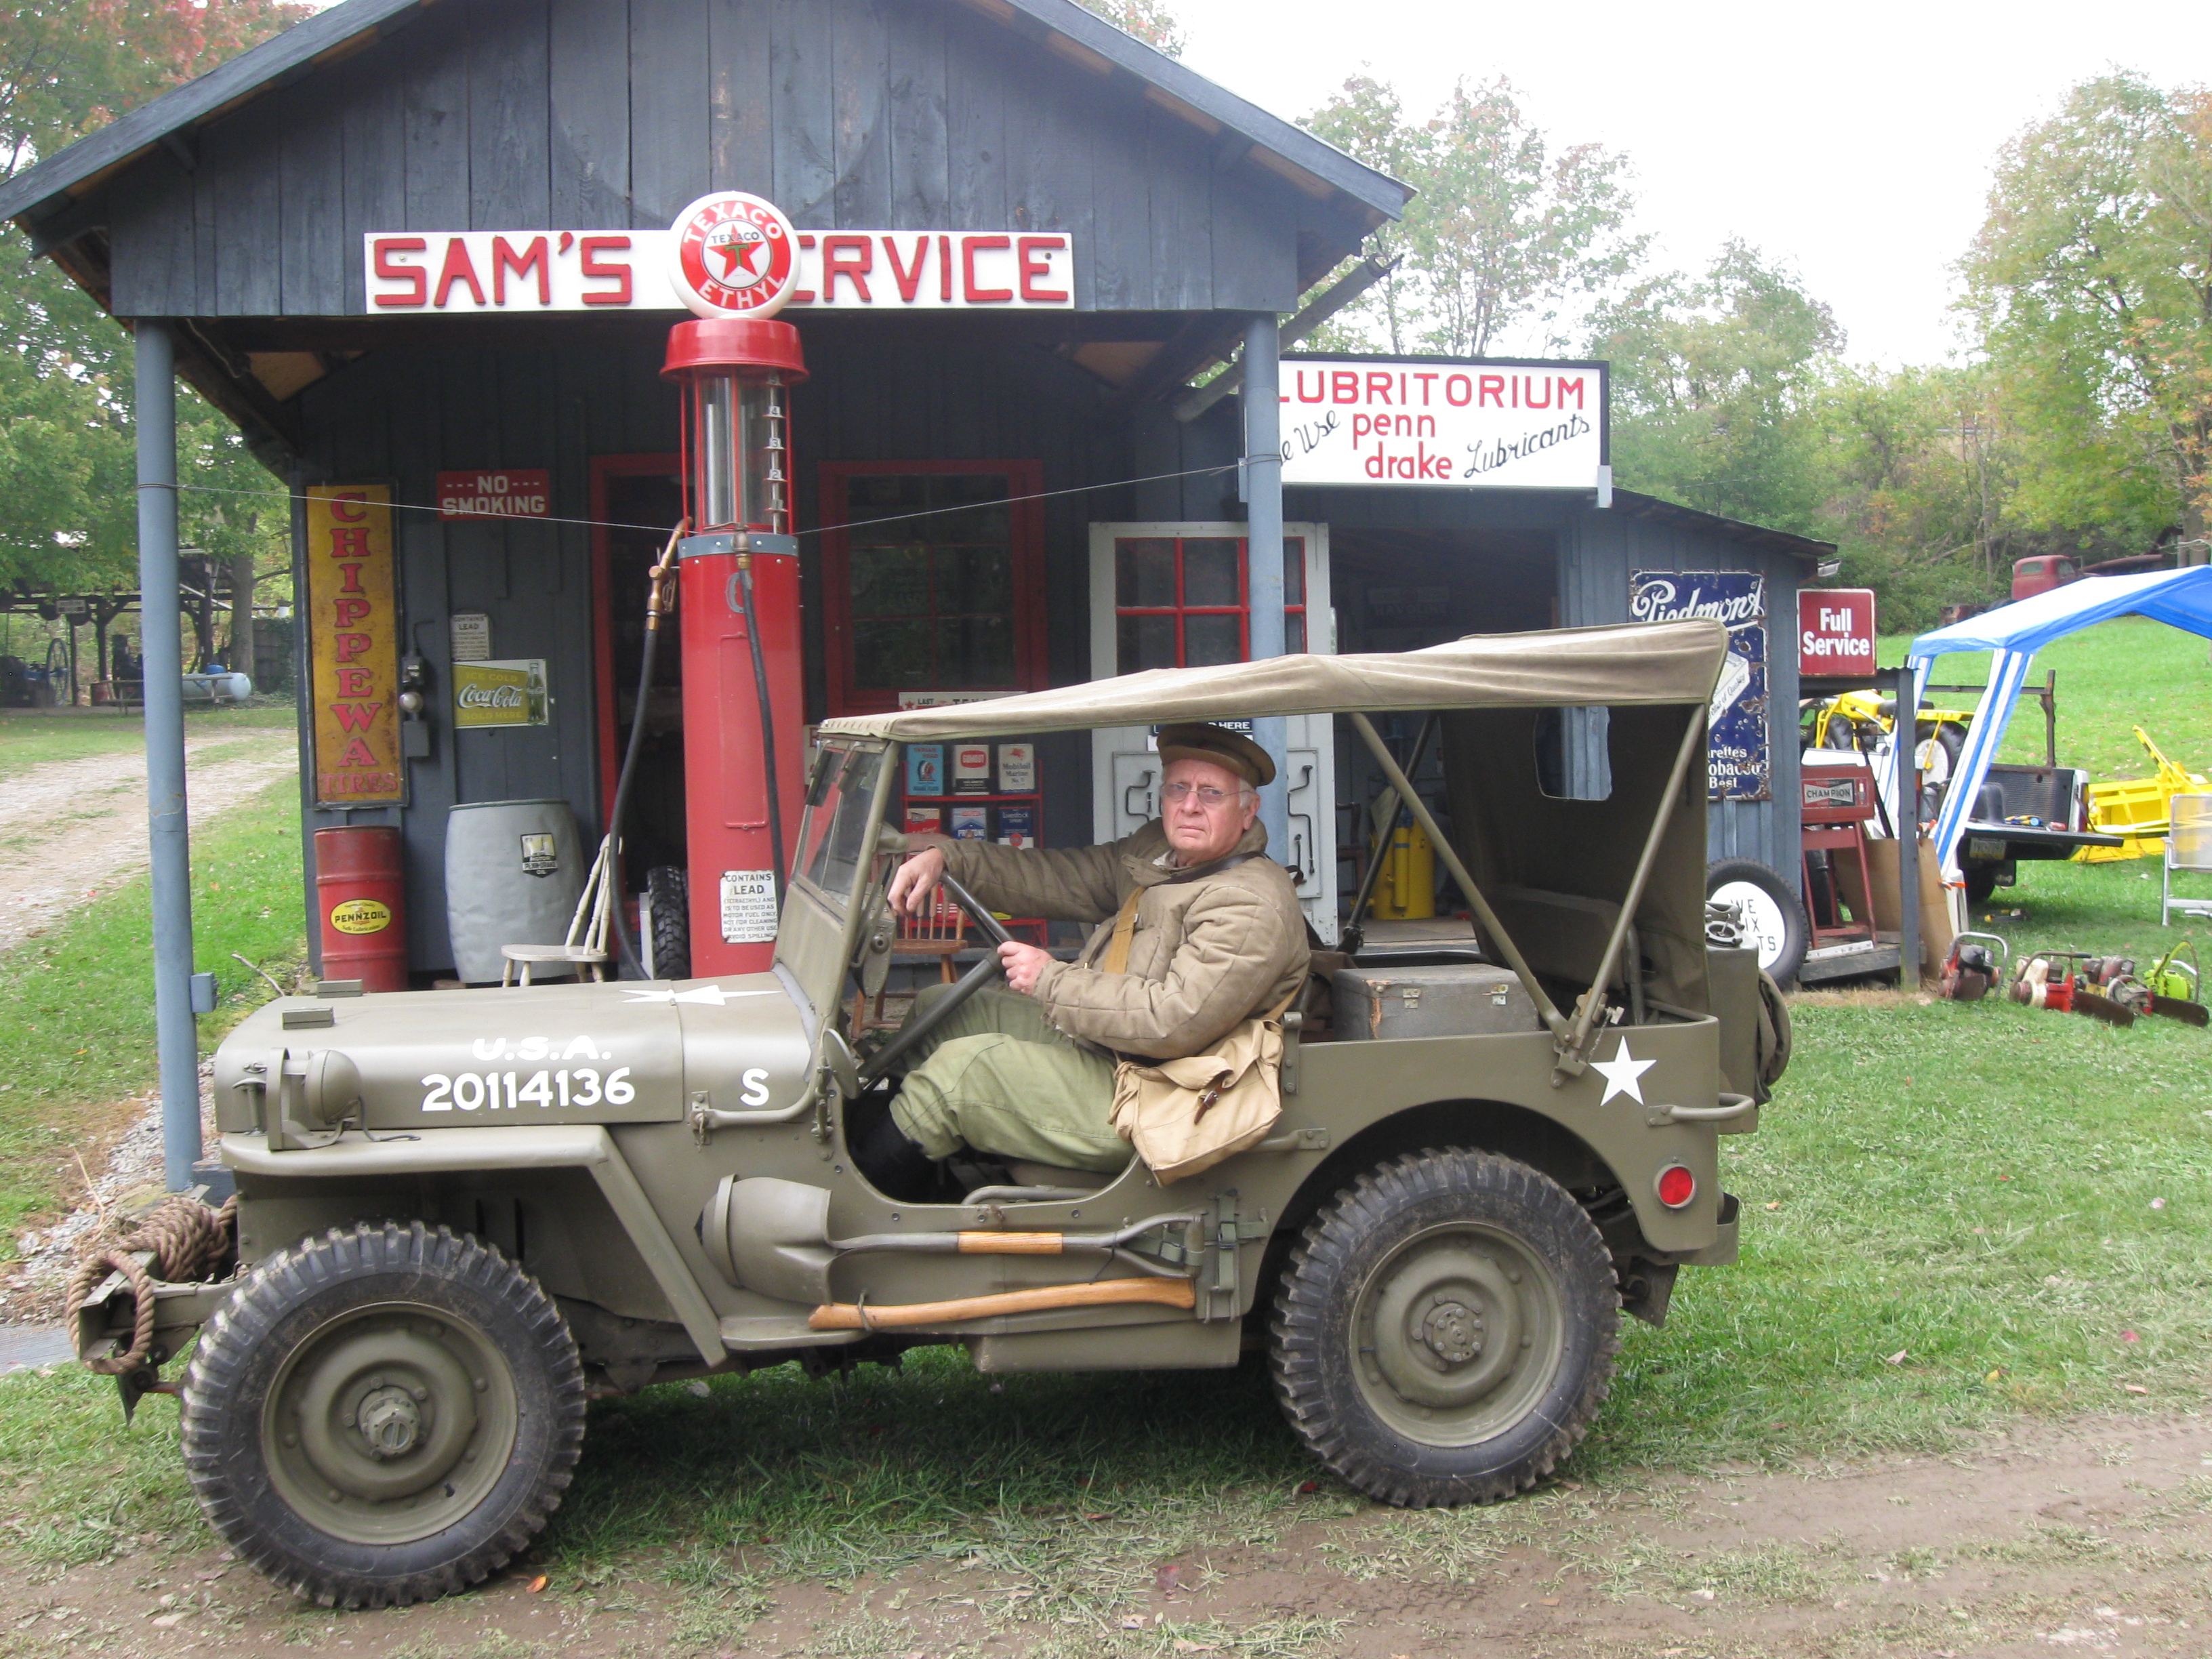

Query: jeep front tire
<box><xmin>1269</xmin><ymin>1149</ymin><xmax>1619</xmax><ymax>1506</ymax></box>
<box><xmin>181</xmin><ymin>1221</ymin><xmax>586</xmax><ymax>1607</ymax></box>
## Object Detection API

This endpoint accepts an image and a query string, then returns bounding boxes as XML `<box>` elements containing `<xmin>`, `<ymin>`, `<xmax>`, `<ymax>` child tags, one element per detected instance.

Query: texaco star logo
<box><xmin>668</xmin><ymin>191</ymin><xmax>797</xmax><ymax>320</ymax></box>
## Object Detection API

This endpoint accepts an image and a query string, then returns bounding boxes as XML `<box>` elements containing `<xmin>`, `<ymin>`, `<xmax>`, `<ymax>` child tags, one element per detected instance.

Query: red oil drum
<box><xmin>314</xmin><ymin>825</ymin><xmax>409</xmax><ymax>991</ymax></box>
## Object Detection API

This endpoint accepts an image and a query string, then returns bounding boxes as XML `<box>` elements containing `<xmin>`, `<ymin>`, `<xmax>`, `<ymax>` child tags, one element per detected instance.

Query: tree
<box><xmin>1963</xmin><ymin>73</ymin><xmax>2212</xmax><ymax>544</ymax></box>
<box><xmin>1075</xmin><ymin>0</ymin><xmax>1182</xmax><ymax>59</ymax></box>
<box><xmin>1303</xmin><ymin>75</ymin><xmax>1642</xmax><ymax>357</ymax></box>
<box><xmin>1591</xmin><ymin>242</ymin><xmax>1841</xmax><ymax>535</ymax></box>
<box><xmin>1</xmin><ymin>0</ymin><xmax>304</xmax><ymax>680</ymax></box>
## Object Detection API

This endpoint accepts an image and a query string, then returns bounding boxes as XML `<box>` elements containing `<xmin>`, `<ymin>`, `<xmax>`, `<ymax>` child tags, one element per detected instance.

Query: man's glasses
<box><xmin>1162</xmin><ymin>781</ymin><xmax>1248</xmax><ymax>806</ymax></box>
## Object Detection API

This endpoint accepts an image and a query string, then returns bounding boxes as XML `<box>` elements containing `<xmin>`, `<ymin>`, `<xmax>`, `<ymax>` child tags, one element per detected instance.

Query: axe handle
<box><xmin>957</xmin><ymin>1232</ymin><xmax>1063</xmax><ymax>1254</ymax></box>
<box><xmin>808</xmin><ymin>1276</ymin><xmax>1195</xmax><ymax>1330</ymax></box>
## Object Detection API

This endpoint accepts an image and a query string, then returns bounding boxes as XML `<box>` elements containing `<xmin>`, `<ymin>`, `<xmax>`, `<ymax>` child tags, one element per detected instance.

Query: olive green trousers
<box><xmin>888</xmin><ymin>985</ymin><xmax>1131</xmax><ymax>1173</ymax></box>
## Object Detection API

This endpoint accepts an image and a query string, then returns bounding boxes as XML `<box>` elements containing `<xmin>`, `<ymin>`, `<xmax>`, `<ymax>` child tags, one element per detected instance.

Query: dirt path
<box><xmin>0</xmin><ymin>731</ymin><xmax>298</xmax><ymax>956</ymax></box>
<box><xmin>3</xmin><ymin>1410</ymin><xmax>2206</xmax><ymax>1658</ymax></box>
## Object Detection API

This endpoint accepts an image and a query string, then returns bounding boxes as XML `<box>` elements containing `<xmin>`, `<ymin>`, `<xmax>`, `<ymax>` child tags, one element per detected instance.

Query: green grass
<box><xmin>0</xmin><ymin>704</ymin><xmax>298</xmax><ymax>780</ymax></box>
<box><xmin>0</xmin><ymin>775</ymin><xmax>304</xmax><ymax>1246</ymax></box>
<box><xmin>1879</xmin><ymin>614</ymin><xmax>2212</xmax><ymax>783</ymax></box>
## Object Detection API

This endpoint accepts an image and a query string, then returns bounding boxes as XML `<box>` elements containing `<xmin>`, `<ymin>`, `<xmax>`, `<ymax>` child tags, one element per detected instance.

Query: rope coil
<box><xmin>64</xmin><ymin>1194</ymin><xmax>239</xmax><ymax>1376</ymax></box>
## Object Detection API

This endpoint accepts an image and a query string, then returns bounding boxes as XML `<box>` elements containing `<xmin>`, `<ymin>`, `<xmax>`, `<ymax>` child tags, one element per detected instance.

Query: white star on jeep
<box><xmin>1590</xmin><ymin>1037</ymin><xmax>1656</xmax><ymax>1105</ymax></box>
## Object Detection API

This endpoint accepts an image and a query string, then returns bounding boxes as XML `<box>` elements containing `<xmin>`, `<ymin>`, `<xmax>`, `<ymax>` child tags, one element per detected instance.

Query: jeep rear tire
<box><xmin>1269</xmin><ymin>1149</ymin><xmax>1618</xmax><ymax>1507</ymax></box>
<box><xmin>181</xmin><ymin>1222</ymin><xmax>586</xmax><ymax>1608</ymax></box>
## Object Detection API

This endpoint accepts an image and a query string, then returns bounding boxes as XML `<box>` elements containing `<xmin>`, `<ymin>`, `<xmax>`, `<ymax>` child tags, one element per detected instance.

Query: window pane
<box><xmin>1286</xmin><ymin>613</ymin><xmax>1306</xmax><ymax>653</ymax></box>
<box><xmin>850</xmin><ymin>546</ymin><xmax>931</xmax><ymax>618</ymax></box>
<box><xmin>1282</xmin><ymin>537</ymin><xmax>1304</xmax><ymax>605</ymax></box>
<box><xmin>939</xmin><ymin>546</ymin><xmax>1012</xmax><ymax>614</ymax></box>
<box><xmin>1183</xmin><ymin>539</ymin><xmax>1241</xmax><ymax>607</ymax></box>
<box><xmin>852</xmin><ymin>619</ymin><xmax>937</xmax><ymax>687</ymax></box>
<box><xmin>1184</xmin><ymin>613</ymin><xmax>1242</xmax><ymax>666</ymax></box>
<box><xmin>1116</xmin><ymin>539</ymin><xmax>1175</xmax><ymax>608</ymax></box>
<box><xmin>1118</xmin><ymin>613</ymin><xmax>1176</xmax><ymax>673</ymax></box>
<box><xmin>949</xmin><ymin>615</ymin><xmax>1015</xmax><ymax>684</ymax></box>
<box><xmin>846</xmin><ymin>474</ymin><xmax>928</xmax><ymax>520</ymax></box>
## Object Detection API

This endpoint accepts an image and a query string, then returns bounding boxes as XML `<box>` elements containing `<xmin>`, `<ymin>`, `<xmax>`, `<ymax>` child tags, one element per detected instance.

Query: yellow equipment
<box><xmin>1370</xmin><ymin>819</ymin><xmax>1437</xmax><ymax>920</ymax></box>
<box><xmin>1803</xmin><ymin>689</ymin><xmax>1975</xmax><ymax>777</ymax></box>
<box><xmin>2077</xmin><ymin>727</ymin><xmax>2210</xmax><ymax>863</ymax></box>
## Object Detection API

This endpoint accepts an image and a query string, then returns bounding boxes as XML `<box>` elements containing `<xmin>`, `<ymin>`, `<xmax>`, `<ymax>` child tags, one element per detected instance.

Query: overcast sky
<box><xmin>1172</xmin><ymin>0</ymin><xmax>2212</xmax><ymax>367</ymax></box>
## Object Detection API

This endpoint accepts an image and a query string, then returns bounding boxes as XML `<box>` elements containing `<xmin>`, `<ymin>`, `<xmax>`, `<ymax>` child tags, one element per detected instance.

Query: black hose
<box><xmin>605</xmin><ymin>535</ymin><xmax>682</xmax><ymax>979</ymax></box>
<box><xmin>736</xmin><ymin>557</ymin><xmax>789</xmax><ymax>907</ymax></box>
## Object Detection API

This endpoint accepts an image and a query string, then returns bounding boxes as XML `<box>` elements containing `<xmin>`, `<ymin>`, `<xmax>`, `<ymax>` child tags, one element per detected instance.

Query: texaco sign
<box><xmin>670</xmin><ymin>192</ymin><xmax>798</xmax><ymax>319</ymax></box>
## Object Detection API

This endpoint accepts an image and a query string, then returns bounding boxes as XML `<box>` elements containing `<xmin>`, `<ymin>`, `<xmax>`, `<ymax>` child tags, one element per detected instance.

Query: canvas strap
<box><xmin>1101</xmin><ymin>887</ymin><xmax>1143</xmax><ymax>974</ymax></box>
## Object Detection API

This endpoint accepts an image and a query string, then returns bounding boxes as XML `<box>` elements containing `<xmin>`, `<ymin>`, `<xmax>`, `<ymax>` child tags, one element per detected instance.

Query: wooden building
<box><xmin>2</xmin><ymin>0</ymin><xmax>1829</xmax><ymax>982</ymax></box>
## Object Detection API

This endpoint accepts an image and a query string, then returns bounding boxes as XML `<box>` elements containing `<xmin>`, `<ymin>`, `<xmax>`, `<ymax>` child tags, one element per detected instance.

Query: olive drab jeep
<box><xmin>81</xmin><ymin>619</ymin><xmax>1786</xmax><ymax>1610</ymax></box>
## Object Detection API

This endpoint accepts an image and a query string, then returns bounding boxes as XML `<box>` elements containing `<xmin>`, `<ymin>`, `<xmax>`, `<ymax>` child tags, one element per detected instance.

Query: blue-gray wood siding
<box><xmin>1560</xmin><ymin>508</ymin><xmax>1803</xmax><ymax>892</ymax></box>
<box><xmin>289</xmin><ymin>317</ymin><xmax>1135</xmax><ymax>973</ymax></box>
<box><xmin>103</xmin><ymin>0</ymin><xmax>1312</xmax><ymax>319</ymax></box>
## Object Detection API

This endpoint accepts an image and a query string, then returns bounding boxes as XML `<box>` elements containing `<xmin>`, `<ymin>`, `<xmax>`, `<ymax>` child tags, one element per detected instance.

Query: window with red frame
<box><xmin>822</xmin><ymin>463</ymin><xmax>1044</xmax><ymax>715</ymax></box>
<box><xmin>1112</xmin><ymin>533</ymin><xmax>1307</xmax><ymax>672</ymax></box>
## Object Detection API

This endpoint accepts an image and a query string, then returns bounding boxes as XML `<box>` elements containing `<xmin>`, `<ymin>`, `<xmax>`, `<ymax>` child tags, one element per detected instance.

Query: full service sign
<box><xmin>1631</xmin><ymin>571</ymin><xmax>1770</xmax><ymax>802</ymax></box>
<box><xmin>1798</xmin><ymin>588</ymin><xmax>1876</xmax><ymax>676</ymax></box>
<box><xmin>1278</xmin><ymin>359</ymin><xmax>1605</xmax><ymax>491</ymax></box>
<box><xmin>365</xmin><ymin>228</ymin><xmax>1073</xmax><ymax>313</ymax></box>
<box><xmin>305</xmin><ymin>485</ymin><xmax>403</xmax><ymax>806</ymax></box>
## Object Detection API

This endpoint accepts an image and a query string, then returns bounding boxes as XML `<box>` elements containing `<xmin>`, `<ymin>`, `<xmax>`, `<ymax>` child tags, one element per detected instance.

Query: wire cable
<box><xmin>167</xmin><ymin>460</ymin><xmax>1242</xmax><ymax>541</ymax></box>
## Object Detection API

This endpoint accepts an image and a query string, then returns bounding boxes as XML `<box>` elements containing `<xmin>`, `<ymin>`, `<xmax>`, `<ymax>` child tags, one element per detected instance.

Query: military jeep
<box><xmin>95</xmin><ymin>619</ymin><xmax>1784</xmax><ymax>1607</ymax></box>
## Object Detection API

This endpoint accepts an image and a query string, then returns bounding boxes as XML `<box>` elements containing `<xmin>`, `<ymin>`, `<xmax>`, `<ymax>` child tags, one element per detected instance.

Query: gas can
<box><xmin>314</xmin><ymin>825</ymin><xmax>408</xmax><ymax>991</ymax></box>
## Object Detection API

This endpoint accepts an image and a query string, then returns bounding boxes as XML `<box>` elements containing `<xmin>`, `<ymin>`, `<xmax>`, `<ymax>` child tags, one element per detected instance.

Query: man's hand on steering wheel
<box><xmin>998</xmin><ymin>940</ymin><xmax>1052</xmax><ymax>995</ymax></box>
<box><xmin>887</xmin><ymin>844</ymin><xmax>947</xmax><ymax>917</ymax></box>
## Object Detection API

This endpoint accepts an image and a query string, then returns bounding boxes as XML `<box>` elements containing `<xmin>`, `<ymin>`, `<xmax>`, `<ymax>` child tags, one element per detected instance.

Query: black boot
<box><xmin>853</xmin><ymin>1105</ymin><xmax>937</xmax><ymax>1200</ymax></box>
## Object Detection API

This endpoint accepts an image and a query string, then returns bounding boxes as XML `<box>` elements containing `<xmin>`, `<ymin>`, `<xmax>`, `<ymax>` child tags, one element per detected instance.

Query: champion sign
<box><xmin>1277</xmin><ymin>358</ymin><xmax>1607</xmax><ymax>491</ymax></box>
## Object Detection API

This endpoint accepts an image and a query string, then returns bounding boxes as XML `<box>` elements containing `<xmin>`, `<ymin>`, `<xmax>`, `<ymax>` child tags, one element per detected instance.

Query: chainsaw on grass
<box><xmin>1937</xmin><ymin>931</ymin><xmax>2008</xmax><ymax>1001</ymax></box>
<box><xmin>2010</xmin><ymin>951</ymin><xmax>2136</xmax><ymax>1027</ymax></box>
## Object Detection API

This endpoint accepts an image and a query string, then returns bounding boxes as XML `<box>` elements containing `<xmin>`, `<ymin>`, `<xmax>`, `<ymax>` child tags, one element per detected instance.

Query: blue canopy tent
<box><xmin>1907</xmin><ymin>567</ymin><xmax>2212</xmax><ymax>882</ymax></box>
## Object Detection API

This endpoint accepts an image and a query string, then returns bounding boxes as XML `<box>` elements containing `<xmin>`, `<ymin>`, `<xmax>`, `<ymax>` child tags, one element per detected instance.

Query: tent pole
<box><xmin>1892</xmin><ymin>661</ymin><xmax>1920</xmax><ymax>989</ymax></box>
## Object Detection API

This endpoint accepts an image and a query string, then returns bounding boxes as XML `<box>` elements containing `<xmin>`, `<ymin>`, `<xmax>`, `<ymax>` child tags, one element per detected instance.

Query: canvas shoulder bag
<box><xmin>1094</xmin><ymin>882</ymin><xmax>1303</xmax><ymax>1183</ymax></box>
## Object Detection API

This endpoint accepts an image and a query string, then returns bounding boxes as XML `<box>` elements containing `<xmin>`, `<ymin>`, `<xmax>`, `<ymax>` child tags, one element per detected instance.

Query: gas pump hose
<box><xmin>605</xmin><ymin>523</ymin><xmax>686</xmax><ymax>979</ymax></box>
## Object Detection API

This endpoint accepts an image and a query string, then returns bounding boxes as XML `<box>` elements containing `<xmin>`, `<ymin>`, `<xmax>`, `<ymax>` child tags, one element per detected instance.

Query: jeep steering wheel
<box><xmin>856</xmin><ymin>867</ymin><xmax>1015</xmax><ymax>1086</ymax></box>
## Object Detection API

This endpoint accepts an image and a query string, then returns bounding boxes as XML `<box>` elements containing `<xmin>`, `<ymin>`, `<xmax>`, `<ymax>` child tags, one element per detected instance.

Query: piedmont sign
<box><xmin>1277</xmin><ymin>358</ymin><xmax>1607</xmax><ymax>491</ymax></box>
<box><xmin>365</xmin><ymin>228</ymin><xmax>1073</xmax><ymax>313</ymax></box>
<box><xmin>1631</xmin><ymin>570</ymin><xmax>1771</xmax><ymax>802</ymax></box>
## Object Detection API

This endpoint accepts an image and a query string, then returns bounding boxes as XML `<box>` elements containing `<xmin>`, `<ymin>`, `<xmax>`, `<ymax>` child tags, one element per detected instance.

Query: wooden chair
<box><xmin>503</xmin><ymin>838</ymin><xmax>614</xmax><ymax>986</ymax></box>
<box><xmin>851</xmin><ymin>897</ymin><xmax>968</xmax><ymax>1029</ymax></box>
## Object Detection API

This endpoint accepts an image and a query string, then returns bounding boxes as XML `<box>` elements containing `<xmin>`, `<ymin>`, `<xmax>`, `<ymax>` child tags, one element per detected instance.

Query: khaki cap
<box><xmin>1155</xmin><ymin>722</ymin><xmax>1274</xmax><ymax>788</ymax></box>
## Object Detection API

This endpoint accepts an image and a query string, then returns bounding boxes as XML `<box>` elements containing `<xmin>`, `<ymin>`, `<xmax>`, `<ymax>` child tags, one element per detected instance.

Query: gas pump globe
<box><xmin>661</xmin><ymin>316</ymin><xmax>810</xmax><ymax>976</ymax></box>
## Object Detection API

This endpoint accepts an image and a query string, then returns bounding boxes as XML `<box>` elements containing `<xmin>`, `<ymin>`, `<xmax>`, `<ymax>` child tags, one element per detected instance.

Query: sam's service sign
<box><xmin>1631</xmin><ymin>571</ymin><xmax>1769</xmax><ymax>801</ymax></box>
<box><xmin>1277</xmin><ymin>359</ymin><xmax>1606</xmax><ymax>491</ymax></box>
<box><xmin>306</xmin><ymin>485</ymin><xmax>402</xmax><ymax>806</ymax></box>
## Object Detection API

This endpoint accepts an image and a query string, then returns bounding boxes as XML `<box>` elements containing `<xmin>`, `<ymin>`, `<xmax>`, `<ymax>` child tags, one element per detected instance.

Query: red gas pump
<box><xmin>661</xmin><ymin>192</ymin><xmax>810</xmax><ymax>975</ymax></box>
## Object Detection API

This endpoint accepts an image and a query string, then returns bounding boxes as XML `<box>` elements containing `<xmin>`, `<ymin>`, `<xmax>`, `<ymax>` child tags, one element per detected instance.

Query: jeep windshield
<box><xmin>794</xmin><ymin>744</ymin><xmax>886</xmax><ymax>909</ymax></box>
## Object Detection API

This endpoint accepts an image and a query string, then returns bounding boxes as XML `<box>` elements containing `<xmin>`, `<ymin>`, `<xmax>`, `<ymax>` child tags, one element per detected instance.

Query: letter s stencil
<box><xmin>739</xmin><ymin>1068</ymin><xmax>771</xmax><ymax>1107</ymax></box>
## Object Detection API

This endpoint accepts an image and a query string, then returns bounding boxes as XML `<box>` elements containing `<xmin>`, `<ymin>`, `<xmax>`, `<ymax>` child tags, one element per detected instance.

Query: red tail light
<box><xmin>1656</xmin><ymin>1165</ymin><xmax>1696</xmax><ymax>1209</ymax></box>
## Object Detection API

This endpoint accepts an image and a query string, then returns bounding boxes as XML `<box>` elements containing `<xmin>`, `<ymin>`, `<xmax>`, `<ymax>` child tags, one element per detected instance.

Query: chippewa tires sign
<box><xmin>305</xmin><ymin>486</ymin><xmax>403</xmax><ymax>806</ymax></box>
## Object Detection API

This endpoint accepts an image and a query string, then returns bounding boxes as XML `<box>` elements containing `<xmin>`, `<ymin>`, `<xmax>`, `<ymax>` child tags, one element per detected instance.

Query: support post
<box><xmin>1892</xmin><ymin>661</ymin><xmax>1921</xmax><ymax>991</ymax></box>
<box><xmin>136</xmin><ymin>321</ymin><xmax>201</xmax><ymax>1190</ymax></box>
<box><xmin>1242</xmin><ymin>313</ymin><xmax>1288</xmax><ymax>863</ymax></box>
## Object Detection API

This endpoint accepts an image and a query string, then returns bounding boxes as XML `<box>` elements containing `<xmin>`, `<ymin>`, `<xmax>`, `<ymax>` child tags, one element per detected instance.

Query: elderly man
<box><xmin>855</xmin><ymin>722</ymin><xmax>1309</xmax><ymax>1192</ymax></box>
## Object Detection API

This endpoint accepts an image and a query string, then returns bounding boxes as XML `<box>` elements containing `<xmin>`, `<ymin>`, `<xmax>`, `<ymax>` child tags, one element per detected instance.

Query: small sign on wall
<box><xmin>438</xmin><ymin>471</ymin><xmax>550</xmax><ymax>520</ymax></box>
<box><xmin>1799</xmin><ymin>588</ymin><xmax>1876</xmax><ymax>676</ymax></box>
<box><xmin>1631</xmin><ymin>571</ymin><xmax>1771</xmax><ymax>802</ymax></box>
<box><xmin>453</xmin><ymin>659</ymin><xmax>548</xmax><ymax>728</ymax></box>
<box><xmin>449</xmin><ymin>612</ymin><xmax>492</xmax><ymax>662</ymax></box>
<box><xmin>305</xmin><ymin>485</ymin><xmax>403</xmax><ymax>806</ymax></box>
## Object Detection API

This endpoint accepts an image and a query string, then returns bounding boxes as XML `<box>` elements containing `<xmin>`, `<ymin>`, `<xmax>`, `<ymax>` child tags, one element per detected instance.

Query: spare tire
<box><xmin>1706</xmin><ymin>858</ymin><xmax>1809</xmax><ymax>987</ymax></box>
<box><xmin>642</xmin><ymin>865</ymin><xmax>689</xmax><ymax>981</ymax></box>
